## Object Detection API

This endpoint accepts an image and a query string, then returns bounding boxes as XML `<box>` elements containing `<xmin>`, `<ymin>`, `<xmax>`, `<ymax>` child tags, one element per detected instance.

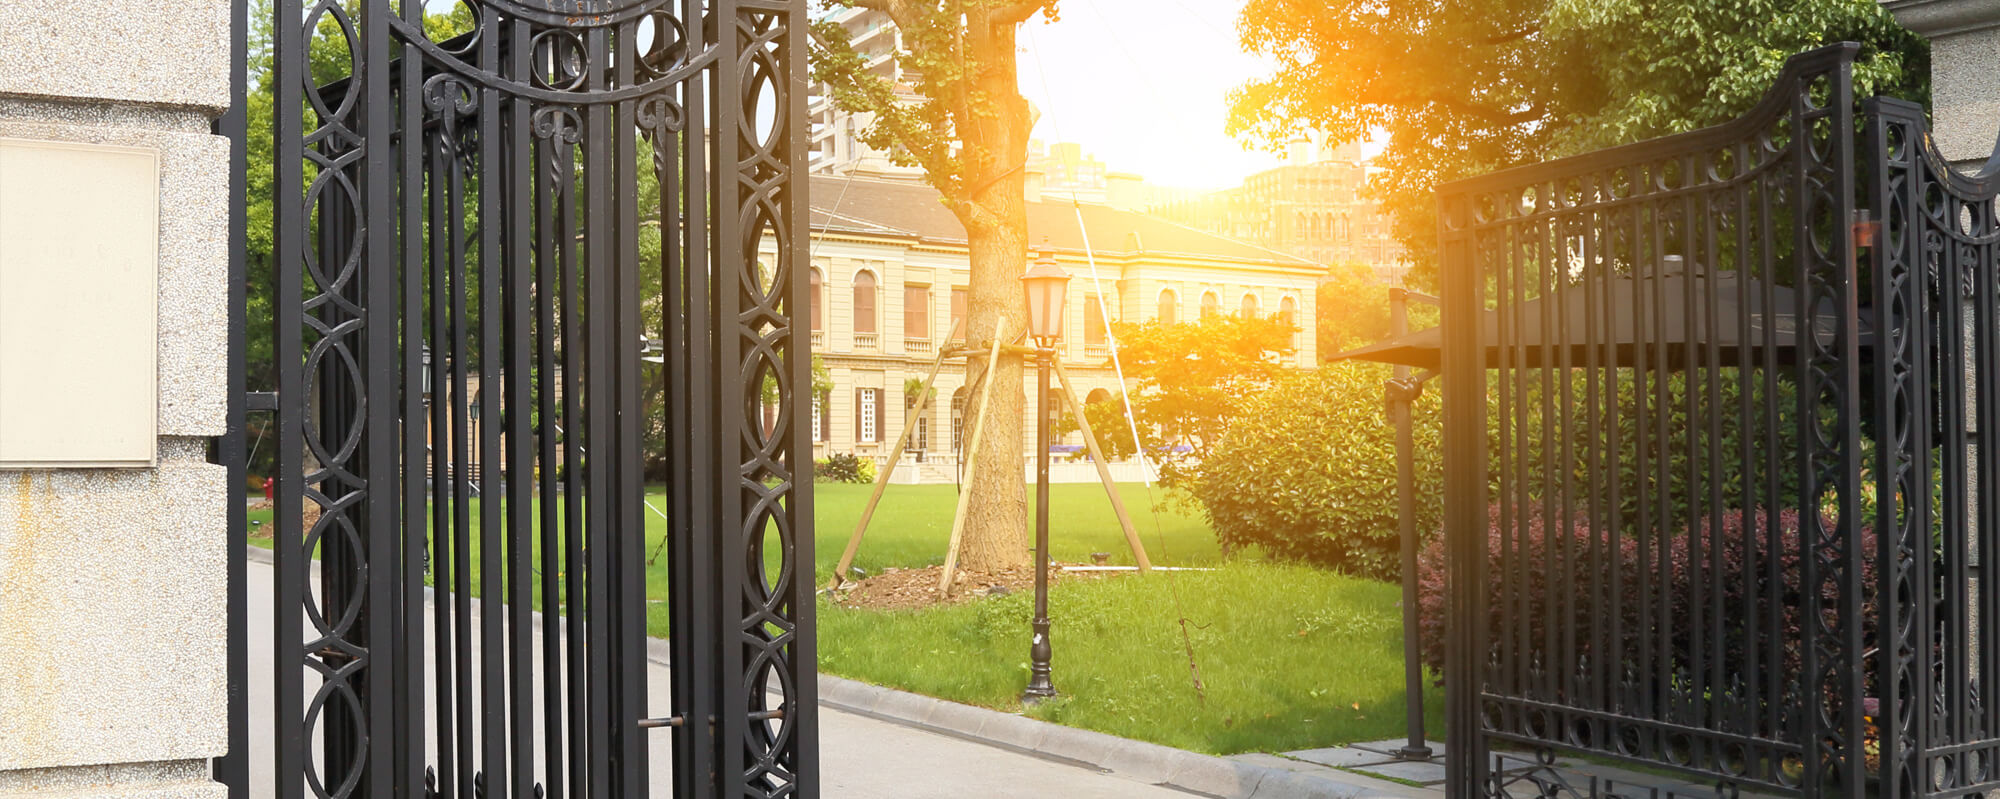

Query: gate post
<box><xmin>0</xmin><ymin>1</ymin><xmax>234</xmax><ymax>798</ymax></box>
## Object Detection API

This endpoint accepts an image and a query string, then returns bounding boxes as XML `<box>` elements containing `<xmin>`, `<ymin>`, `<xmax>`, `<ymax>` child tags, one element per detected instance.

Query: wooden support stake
<box><xmin>826</xmin><ymin>319</ymin><xmax>962</xmax><ymax>590</ymax></box>
<box><xmin>938</xmin><ymin>328</ymin><xmax>1006</xmax><ymax>596</ymax></box>
<box><xmin>1053</xmin><ymin>360</ymin><xmax>1152</xmax><ymax>573</ymax></box>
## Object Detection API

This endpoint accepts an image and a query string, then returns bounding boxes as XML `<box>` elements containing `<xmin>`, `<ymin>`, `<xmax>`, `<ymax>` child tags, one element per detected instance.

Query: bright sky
<box><xmin>1015</xmin><ymin>0</ymin><xmax>1327</xmax><ymax>192</ymax></box>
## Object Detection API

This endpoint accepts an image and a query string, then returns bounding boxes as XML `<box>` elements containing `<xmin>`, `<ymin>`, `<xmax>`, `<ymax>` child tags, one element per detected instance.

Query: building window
<box><xmin>1157</xmin><ymin>289</ymin><xmax>1177</xmax><ymax>325</ymax></box>
<box><xmin>1280</xmin><ymin>296</ymin><xmax>1299</xmax><ymax>353</ymax></box>
<box><xmin>853</xmin><ymin>270</ymin><xmax>877</xmax><ymax>334</ymax></box>
<box><xmin>856</xmin><ymin>387</ymin><xmax>881</xmax><ymax>443</ymax></box>
<box><xmin>949</xmin><ymin>286</ymin><xmax>967</xmax><ymax>340</ymax></box>
<box><xmin>904</xmin><ymin>284</ymin><xmax>930</xmax><ymax>340</ymax></box>
<box><xmin>1084</xmin><ymin>294</ymin><xmax>1107</xmax><ymax>350</ymax></box>
<box><xmin>1201</xmin><ymin>291</ymin><xmax>1219</xmax><ymax>319</ymax></box>
<box><xmin>951</xmin><ymin>387</ymin><xmax>967</xmax><ymax>453</ymax></box>
<box><xmin>809</xmin><ymin>268</ymin><xmax>823</xmax><ymax>331</ymax></box>
<box><xmin>812</xmin><ymin>391</ymin><xmax>823</xmax><ymax>442</ymax></box>
<box><xmin>908</xmin><ymin>392</ymin><xmax>930</xmax><ymax>452</ymax></box>
<box><xmin>1241</xmin><ymin>293</ymin><xmax>1259</xmax><ymax>318</ymax></box>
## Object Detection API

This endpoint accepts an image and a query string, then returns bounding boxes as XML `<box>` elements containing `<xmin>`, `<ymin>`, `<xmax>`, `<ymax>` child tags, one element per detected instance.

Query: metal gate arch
<box><xmin>244</xmin><ymin>0</ymin><xmax>816</xmax><ymax>795</ymax></box>
<box><xmin>1439</xmin><ymin>43</ymin><xmax>2000</xmax><ymax>798</ymax></box>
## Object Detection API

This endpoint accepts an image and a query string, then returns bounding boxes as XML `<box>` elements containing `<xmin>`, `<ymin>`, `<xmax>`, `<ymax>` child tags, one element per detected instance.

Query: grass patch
<box><xmin>246</xmin><ymin>482</ymin><xmax>1219</xmax><ymax>616</ymax></box>
<box><xmin>809</xmin><ymin>481</ymin><xmax>1224</xmax><ymax>575</ymax></box>
<box><xmin>818</xmin><ymin>561</ymin><xmax>1442</xmax><ymax>755</ymax></box>
<box><xmin>247</xmin><ymin>482</ymin><xmax>1423</xmax><ymax>754</ymax></box>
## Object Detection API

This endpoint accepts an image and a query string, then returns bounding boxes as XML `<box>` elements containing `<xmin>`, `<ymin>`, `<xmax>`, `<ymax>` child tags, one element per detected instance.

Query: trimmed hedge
<box><xmin>1190</xmin><ymin>362</ymin><xmax>1440</xmax><ymax>579</ymax></box>
<box><xmin>813</xmin><ymin>453</ymin><xmax>876</xmax><ymax>484</ymax></box>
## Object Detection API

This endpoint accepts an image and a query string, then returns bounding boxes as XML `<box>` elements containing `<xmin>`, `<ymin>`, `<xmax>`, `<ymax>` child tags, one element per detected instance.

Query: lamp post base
<box><xmin>1395</xmin><ymin>745</ymin><xmax>1434</xmax><ymax>761</ymax></box>
<box><xmin>1023</xmin><ymin>617</ymin><xmax>1056</xmax><ymax>704</ymax></box>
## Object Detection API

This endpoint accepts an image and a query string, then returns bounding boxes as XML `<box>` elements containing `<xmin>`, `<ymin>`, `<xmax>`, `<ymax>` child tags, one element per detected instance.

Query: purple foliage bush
<box><xmin>1416</xmin><ymin>504</ymin><xmax>1877</xmax><ymax>684</ymax></box>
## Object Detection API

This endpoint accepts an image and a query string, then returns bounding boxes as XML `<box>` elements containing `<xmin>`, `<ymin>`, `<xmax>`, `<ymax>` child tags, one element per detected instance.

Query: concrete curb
<box><xmin>245</xmin><ymin>549</ymin><xmax>1415</xmax><ymax>797</ymax></box>
<box><xmin>813</xmin><ymin>674</ymin><xmax>1422</xmax><ymax>799</ymax></box>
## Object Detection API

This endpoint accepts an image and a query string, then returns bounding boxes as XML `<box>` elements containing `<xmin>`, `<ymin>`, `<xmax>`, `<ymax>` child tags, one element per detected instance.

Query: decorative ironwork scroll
<box><xmin>1869</xmin><ymin>97</ymin><xmax>2000</xmax><ymax>799</ymax></box>
<box><xmin>263</xmin><ymin>0</ymin><xmax>814</xmax><ymax>796</ymax></box>
<box><xmin>1438</xmin><ymin>44</ymin><xmax>1872</xmax><ymax>798</ymax></box>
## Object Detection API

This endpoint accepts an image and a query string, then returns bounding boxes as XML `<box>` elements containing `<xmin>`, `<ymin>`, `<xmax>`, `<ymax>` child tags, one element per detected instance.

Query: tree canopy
<box><xmin>1229</xmin><ymin>0</ymin><xmax>1929</xmax><ymax>288</ymax></box>
<box><xmin>1103</xmin><ymin>312</ymin><xmax>1297</xmax><ymax>489</ymax></box>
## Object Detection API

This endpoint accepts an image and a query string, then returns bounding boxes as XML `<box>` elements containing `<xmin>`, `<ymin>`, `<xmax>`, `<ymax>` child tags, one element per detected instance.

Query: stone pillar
<box><xmin>1883</xmin><ymin>0</ymin><xmax>2000</xmax><ymax>170</ymax></box>
<box><xmin>0</xmin><ymin>1</ymin><xmax>231</xmax><ymax>797</ymax></box>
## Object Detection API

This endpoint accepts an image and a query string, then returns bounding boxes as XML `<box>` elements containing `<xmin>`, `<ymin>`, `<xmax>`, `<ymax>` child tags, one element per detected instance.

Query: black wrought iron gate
<box><xmin>1439</xmin><ymin>43</ymin><xmax>2000</xmax><ymax>798</ymax></box>
<box><xmin>232</xmin><ymin>0</ymin><xmax>815</xmax><ymax>796</ymax></box>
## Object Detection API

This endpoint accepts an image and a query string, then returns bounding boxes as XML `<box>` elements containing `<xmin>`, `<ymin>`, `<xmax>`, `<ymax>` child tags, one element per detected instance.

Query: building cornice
<box><xmin>1882</xmin><ymin>0</ymin><xmax>2000</xmax><ymax>37</ymax></box>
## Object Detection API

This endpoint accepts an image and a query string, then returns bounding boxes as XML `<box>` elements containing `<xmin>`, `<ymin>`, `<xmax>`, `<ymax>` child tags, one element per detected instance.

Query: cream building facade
<box><xmin>796</xmin><ymin>175</ymin><xmax>1321</xmax><ymax>483</ymax></box>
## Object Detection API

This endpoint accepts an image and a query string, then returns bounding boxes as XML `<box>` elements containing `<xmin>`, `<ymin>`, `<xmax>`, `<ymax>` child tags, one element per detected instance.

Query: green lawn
<box><xmin>248</xmin><ymin>481</ymin><xmax>1433</xmax><ymax>755</ymax></box>
<box><xmin>811</xmin><ymin>481</ymin><xmax>1226</xmax><ymax>575</ymax></box>
<box><xmin>820</xmin><ymin>561</ymin><xmax>1443</xmax><ymax>755</ymax></box>
<box><xmin>246</xmin><ymin>481</ymin><xmax>1218</xmax><ymax>604</ymax></box>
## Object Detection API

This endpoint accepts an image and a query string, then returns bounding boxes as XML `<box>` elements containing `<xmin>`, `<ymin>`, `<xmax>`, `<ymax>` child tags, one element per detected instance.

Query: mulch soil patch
<box><xmin>827</xmin><ymin>562</ymin><xmax>1114</xmax><ymax>611</ymax></box>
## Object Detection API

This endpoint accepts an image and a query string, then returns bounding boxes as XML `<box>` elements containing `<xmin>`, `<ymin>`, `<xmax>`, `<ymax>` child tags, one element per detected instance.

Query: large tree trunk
<box><xmin>953</xmin><ymin>14</ymin><xmax>1033</xmax><ymax>573</ymax></box>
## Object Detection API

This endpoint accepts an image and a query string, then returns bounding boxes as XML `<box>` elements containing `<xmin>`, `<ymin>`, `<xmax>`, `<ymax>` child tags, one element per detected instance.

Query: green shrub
<box><xmin>1497</xmin><ymin>368</ymin><xmax>1802</xmax><ymax>537</ymax></box>
<box><xmin>814</xmin><ymin>453</ymin><xmax>875</xmax><ymax>484</ymax></box>
<box><xmin>1190</xmin><ymin>362</ymin><xmax>1440</xmax><ymax>578</ymax></box>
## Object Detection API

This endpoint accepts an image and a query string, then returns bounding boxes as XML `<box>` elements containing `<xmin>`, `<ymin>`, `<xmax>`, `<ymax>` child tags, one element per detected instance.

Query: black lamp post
<box><xmin>1020</xmin><ymin>247</ymin><xmax>1070</xmax><ymax>704</ymax></box>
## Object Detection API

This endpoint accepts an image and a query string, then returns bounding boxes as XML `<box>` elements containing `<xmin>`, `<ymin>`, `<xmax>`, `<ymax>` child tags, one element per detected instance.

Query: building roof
<box><xmin>808</xmin><ymin>175</ymin><xmax>1318</xmax><ymax>269</ymax></box>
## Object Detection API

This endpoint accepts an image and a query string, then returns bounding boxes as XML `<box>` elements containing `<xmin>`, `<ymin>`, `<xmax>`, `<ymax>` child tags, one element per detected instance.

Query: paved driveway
<box><xmin>242</xmin><ymin>559</ymin><xmax>1193</xmax><ymax>798</ymax></box>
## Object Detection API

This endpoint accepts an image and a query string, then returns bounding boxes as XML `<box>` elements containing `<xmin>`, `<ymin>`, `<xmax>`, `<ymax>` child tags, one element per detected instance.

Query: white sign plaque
<box><xmin>0</xmin><ymin>139</ymin><xmax>159</xmax><ymax>467</ymax></box>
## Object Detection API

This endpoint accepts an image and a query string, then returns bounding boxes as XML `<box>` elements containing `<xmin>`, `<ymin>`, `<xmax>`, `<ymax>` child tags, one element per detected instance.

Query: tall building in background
<box><xmin>808</xmin><ymin>6</ymin><xmax>925</xmax><ymax>179</ymax></box>
<box><xmin>1148</xmin><ymin>138</ymin><xmax>1408</xmax><ymax>284</ymax></box>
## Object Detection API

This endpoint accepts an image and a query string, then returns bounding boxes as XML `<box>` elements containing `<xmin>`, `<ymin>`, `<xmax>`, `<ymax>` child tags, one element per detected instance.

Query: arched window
<box><xmin>808</xmin><ymin>268</ymin><xmax>823</xmax><ymax>331</ymax></box>
<box><xmin>1240</xmin><ymin>293</ymin><xmax>1259</xmax><ymax>318</ymax></box>
<box><xmin>1157</xmin><ymin>289</ymin><xmax>1178</xmax><ymax>325</ymax></box>
<box><xmin>1280</xmin><ymin>296</ymin><xmax>1299</xmax><ymax>354</ymax></box>
<box><xmin>852</xmin><ymin>270</ymin><xmax>877</xmax><ymax>334</ymax></box>
<box><xmin>1200</xmin><ymin>291</ymin><xmax>1219</xmax><ymax>319</ymax></box>
<box><xmin>1085</xmin><ymin>388</ymin><xmax>1112</xmax><ymax>406</ymax></box>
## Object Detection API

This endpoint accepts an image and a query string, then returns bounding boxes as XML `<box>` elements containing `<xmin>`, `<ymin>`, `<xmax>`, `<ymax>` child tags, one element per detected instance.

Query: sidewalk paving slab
<box><xmin>1284</xmin><ymin>746</ymin><xmax>1403</xmax><ymax>769</ymax></box>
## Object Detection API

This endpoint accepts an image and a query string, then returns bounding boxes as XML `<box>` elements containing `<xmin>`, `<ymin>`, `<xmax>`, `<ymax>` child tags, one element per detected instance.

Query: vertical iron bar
<box><xmin>1554</xmin><ymin>195</ymin><xmax>1577</xmax><ymax>727</ymax></box>
<box><xmin>1832</xmin><ymin>69</ymin><xmax>1865</xmax><ymax>797</ymax></box>
<box><xmin>1758</xmin><ymin>154</ymin><xmax>1783</xmax><ymax>746</ymax></box>
<box><xmin>613</xmin><ymin>19</ymin><xmax>649</xmax><ymax>795</ymax></box>
<box><xmin>477</xmin><ymin>12</ymin><xmax>511</xmax><ymax>794</ymax></box>
<box><xmin>535</xmin><ymin>99</ymin><xmax>569</xmax><ymax>799</ymax></box>
<box><xmin>219</xmin><ymin>0</ymin><xmax>249</xmax><ymax>784</ymax></box>
<box><xmin>1731</xmin><ymin>141</ymin><xmax>1758</xmax><ymax>742</ymax></box>
<box><xmin>1649</xmin><ymin>192</ymin><xmax>1672</xmax><ymax>728</ymax></box>
<box><xmin>1581</xmin><ymin>181</ymin><xmax>1605</xmax><ymax>721</ymax></box>
<box><xmin>449</xmin><ymin>89</ymin><xmax>477</xmax><ymax>799</ymax></box>
<box><xmin>1440</xmin><ymin>191</ymin><xmax>1489</xmax><ymax>798</ymax></box>
<box><xmin>429</xmin><ymin>99</ymin><xmax>460</xmax><ymax>799</ymax></box>
<box><xmin>674</xmin><ymin>1</ymin><xmax>719</xmax><ymax>788</ymax></box>
<box><xmin>398</xmin><ymin>0</ymin><xmax>431</xmax><ymax>786</ymax></box>
<box><xmin>1536</xmin><ymin>191</ymin><xmax>1557</xmax><ymax>711</ymax></box>
<box><xmin>271</xmin><ymin>0</ymin><xmax>305</xmax><ymax>787</ymax></box>
<box><xmin>583</xmin><ymin>26</ymin><xmax>615</xmax><ymax>799</ymax></box>
<box><xmin>559</xmin><ymin>100</ymin><xmax>588</xmax><ymax>799</ymax></box>
<box><xmin>1864</xmin><ymin>104</ymin><xmax>1900</xmax><ymax>799</ymax></box>
<box><xmin>505</xmin><ymin>15</ymin><xmax>537</xmax><ymax>799</ymax></box>
<box><xmin>361</xmin><ymin>0</ymin><xmax>399</xmax><ymax>793</ymax></box>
